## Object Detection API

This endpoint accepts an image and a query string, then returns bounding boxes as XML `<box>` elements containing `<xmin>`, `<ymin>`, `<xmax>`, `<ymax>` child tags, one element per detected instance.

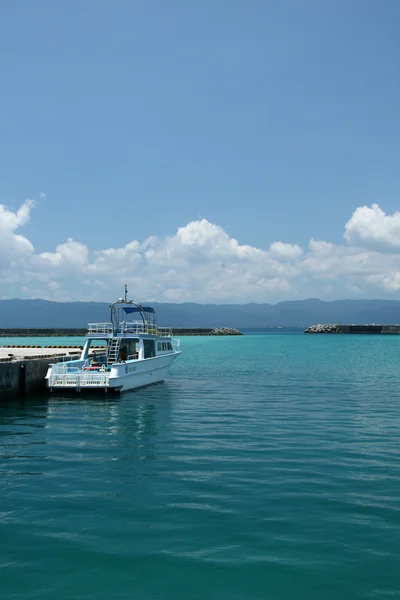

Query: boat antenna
<box><xmin>124</xmin><ymin>284</ymin><xmax>128</xmax><ymax>302</ymax></box>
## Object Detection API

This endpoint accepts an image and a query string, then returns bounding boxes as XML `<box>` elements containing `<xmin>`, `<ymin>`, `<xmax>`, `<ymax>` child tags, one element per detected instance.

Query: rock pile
<box><xmin>210</xmin><ymin>327</ymin><xmax>243</xmax><ymax>336</ymax></box>
<box><xmin>304</xmin><ymin>324</ymin><xmax>341</xmax><ymax>333</ymax></box>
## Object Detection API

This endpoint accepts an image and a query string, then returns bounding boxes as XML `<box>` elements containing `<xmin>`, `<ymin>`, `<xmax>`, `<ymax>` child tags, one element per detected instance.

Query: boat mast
<box><xmin>124</xmin><ymin>283</ymin><xmax>128</xmax><ymax>302</ymax></box>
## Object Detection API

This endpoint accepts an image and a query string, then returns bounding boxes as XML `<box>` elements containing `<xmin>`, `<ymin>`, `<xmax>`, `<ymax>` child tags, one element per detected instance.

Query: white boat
<box><xmin>46</xmin><ymin>287</ymin><xmax>181</xmax><ymax>393</ymax></box>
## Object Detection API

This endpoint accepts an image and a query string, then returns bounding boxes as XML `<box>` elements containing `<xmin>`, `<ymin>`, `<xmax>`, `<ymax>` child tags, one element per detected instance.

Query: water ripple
<box><xmin>1</xmin><ymin>334</ymin><xmax>400</xmax><ymax>599</ymax></box>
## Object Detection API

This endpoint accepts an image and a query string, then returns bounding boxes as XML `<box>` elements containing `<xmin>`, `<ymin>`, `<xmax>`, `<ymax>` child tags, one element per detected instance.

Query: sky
<box><xmin>1</xmin><ymin>0</ymin><xmax>400</xmax><ymax>303</ymax></box>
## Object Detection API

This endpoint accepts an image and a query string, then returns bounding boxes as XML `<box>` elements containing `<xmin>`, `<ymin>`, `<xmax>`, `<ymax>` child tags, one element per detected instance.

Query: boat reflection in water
<box><xmin>44</xmin><ymin>384</ymin><xmax>176</xmax><ymax>465</ymax></box>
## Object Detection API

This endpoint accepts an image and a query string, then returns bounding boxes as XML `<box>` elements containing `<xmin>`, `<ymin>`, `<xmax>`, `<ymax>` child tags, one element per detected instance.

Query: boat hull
<box><xmin>109</xmin><ymin>353</ymin><xmax>178</xmax><ymax>391</ymax></box>
<box><xmin>46</xmin><ymin>352</ymin><xmax>180</xmax><ymax>393</ymax></box>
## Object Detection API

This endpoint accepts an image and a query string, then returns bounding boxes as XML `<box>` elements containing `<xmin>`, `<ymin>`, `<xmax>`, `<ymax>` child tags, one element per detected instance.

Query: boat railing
<box><xmin>157</xmin><ymin>326</ymin><xmax>173</xmax><ymax>337</ymax></box>
<box><xmin>172</xmin><ymin>338</ymin><xmax>181</xmax><ymax>351</ymax></box>
<box><xmin>88</xmin><ymin>323</ymin><xmax>113</xmax><ymax>335</ymax></box>
<box><xmin>50</xmin><ymin>361</ymin><xmax>87</xmax><ymax>374</ymax></box>
<box><xmin>87</xmin><ymin>321</ymin><xmax>174</xmax><ymax>337</ymax></box>
<box><xmin>118</xmin><ymin>321</ymin><xmax>173</xmax><ymax>337</ymax></box>
<box><xmin>49</xmin><ymin>371</ymin><xmax>110</xmax><ymax>387</ymax></box>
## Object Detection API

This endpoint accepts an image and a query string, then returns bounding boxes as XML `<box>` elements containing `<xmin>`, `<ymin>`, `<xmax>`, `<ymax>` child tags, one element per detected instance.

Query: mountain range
<box><xmin>1</xmin><ymin>298</ymin><xmax>400</xmax><ymax>328</ymax></box>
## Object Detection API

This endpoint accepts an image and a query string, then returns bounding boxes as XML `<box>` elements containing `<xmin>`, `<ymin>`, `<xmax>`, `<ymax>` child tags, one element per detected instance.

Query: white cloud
<box><xmin>0</xmin><ymin>199</ymin><xmax>35</xmax><ymax>267</ymax></box>
<box><xmin>344</xmin><ymin>203</ymin><xmax>400</xmax><ymax>252</ymax></box>
<box><xmin>269</xmin><ymin>241</ymin><xmax>303</xmax><ymax>260</ymax></box>
<box><xmin>40</xmin><ymin>238</ymin><xmax>89</xmax><ymax>267</ymax></box>
<box><xmin>2</xmin><ymin>198</ymin><xmax>400</xmax><ymax>302</ymax></box>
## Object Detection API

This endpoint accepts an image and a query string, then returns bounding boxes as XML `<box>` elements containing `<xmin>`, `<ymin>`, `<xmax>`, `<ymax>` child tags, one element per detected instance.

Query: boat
<box><xmin>45</xmin><ymin>286</ymin><xmax>181</xmax><ymax>393</ymax></box>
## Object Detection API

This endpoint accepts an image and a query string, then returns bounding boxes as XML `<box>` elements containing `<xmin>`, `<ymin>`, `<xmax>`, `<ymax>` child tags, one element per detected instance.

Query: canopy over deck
<box><xmin>119</xmin><ymin>305</ymin><xmax>155</xmax><ymax>315</ymax></box>
<box><xmin>110</xmin><ymin>287</ymin><xmax>157</xmax><ymax>330</ymax></box>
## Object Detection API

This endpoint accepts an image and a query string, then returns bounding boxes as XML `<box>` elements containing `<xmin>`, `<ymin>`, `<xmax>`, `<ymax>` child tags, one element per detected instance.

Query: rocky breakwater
<box><xmin>304</xmin><ymin>324</ymin><xmax>341</xmax><ymax>333</ymax></box>
<box><xmin>209</xmin><ymin>327</ymin><xmax>243</xmax><ymax>336</ymax></box>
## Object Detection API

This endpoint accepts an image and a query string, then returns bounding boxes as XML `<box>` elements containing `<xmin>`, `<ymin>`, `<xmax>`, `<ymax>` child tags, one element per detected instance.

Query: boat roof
<box><xmin>115</xmin><ymin>302</ymin><xmax>155</xmax><ymax>315</ymax></box>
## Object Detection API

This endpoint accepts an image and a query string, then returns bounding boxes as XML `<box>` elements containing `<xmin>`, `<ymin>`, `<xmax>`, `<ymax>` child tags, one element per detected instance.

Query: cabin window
<box><xmin>119</xmin><ymin>339</ymin><xmax>139</xmax><ymax>361</ymax></box>
<box><xmin>157</xmin><ymin>342</ymin><xmax>162</xmax><ymax>351</ymax></box>
<box><xmin>143</xmin><ymin>339</ymin><xmax>156</xmax><ymax>359</ymax></box>
<box><xmin>167</xmin><ymin>342</ymin><xmax>172</xmax><ymax>350</ymax></box>
<box><xmin>162</xmin><ymin>342</ymin><xmax>167</xmax><ymax>351</ymax></box>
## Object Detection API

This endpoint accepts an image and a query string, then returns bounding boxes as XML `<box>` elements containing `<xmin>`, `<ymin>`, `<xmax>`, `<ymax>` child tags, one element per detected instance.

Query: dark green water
<box><xmin>1</xmin><ymin>334</ymin><xmax>400</xmax><ymax>599</ymax></box>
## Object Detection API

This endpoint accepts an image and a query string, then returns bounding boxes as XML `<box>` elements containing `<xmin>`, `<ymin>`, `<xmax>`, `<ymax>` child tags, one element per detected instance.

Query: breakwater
<box><xmin>305</xmin><ymin>324</ymin><xmax>400</xmax><ymax>334</ymax></box>
<box><xmin>0</xmin><ymin>328</ymin><xmax>88</xmax><ymax>337</ymax></box>
<box><xmin>0</xmin><ymin>328</ymin><xmax>243</xmax><ymax>337</ymax></box>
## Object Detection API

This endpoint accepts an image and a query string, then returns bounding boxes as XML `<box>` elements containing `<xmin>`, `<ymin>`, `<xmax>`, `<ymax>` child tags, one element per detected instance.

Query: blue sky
<box><xmin>1</xmin><ymin>1</ymin><xmax>400</xmax><ymax>302</ymax></box>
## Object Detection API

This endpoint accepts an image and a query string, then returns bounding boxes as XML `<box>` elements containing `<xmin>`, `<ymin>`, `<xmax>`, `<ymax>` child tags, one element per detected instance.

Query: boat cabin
<box><xmin>80</xmin><ymin>292</ymin><xmax>175</xmax><ymax>368</ymax></box>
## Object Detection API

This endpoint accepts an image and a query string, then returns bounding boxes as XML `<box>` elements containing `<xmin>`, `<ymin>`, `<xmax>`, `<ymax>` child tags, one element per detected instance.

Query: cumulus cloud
<box><xmin>269</xmin><ymin>241</ymin><xmax>303</xmax><ymax>260</ymax></box>
<box><xmin>40</xmin><ymin>239</ymin><xmax>89</xmax><ymax>268</ymax></box>
<box><xmin>344</xmin><ymin>204</ymin><xmax>400</xmax><ymax>252</ymax></box>
<box><xmin>0</xmin><ymin>199</ymin><xmax>35</xmax><ymax>268</ymax></box>
<box><xmin>2</xmin><ymin>198</ymin><xmax>400</xmax><ymax>302</ymax></box>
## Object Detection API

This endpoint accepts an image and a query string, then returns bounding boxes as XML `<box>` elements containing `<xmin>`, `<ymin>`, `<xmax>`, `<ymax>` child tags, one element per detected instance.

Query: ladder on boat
<box><xmin>107</xmin><ymin>338</ymin><xmax>121</xmax><ymax>364</ymax></box>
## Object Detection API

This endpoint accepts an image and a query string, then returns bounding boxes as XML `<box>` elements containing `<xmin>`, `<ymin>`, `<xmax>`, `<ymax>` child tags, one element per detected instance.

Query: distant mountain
<box><xmin>1</xmin><ymin>298</ymin><xmax>400</xmax><ymax>328</ymax></box>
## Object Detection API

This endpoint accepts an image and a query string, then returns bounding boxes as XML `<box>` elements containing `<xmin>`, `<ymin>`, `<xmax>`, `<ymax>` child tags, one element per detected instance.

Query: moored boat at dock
<box><xmin>45</xmin><ymin>287</ymin><xmax>181</xmax><ymax>393</ymax></box>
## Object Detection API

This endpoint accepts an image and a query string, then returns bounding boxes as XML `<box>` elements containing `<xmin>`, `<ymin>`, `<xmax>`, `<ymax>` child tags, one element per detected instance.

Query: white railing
<box><xmin>50</xmin><ymin>362</ymin><xmax>85</xmax><ymax>374</ymax></box>
<box><xmin>79</xmin><ymin>373</ymin><xmax>110</xmax><ymax>387</ymax></box>
<box><xmin>87</xmin><ymin>321</ymin><xmax>173</xmax><ymax>337</ymax></box>
<box><xmin>49</xmin><ymin>372</ymin><xmax>110</xmax><ymax>387</ymax></box>
<box><xmin>88</xmin><ymin>323</ymin><xmax>113</xmax><ymax>334</ymax></box>
<box><xmin>172</xmin><ymin>338</ymin><xmax>181</xmax><ymax>351</ymax></box>
<box><xmin>158</xmin><ymin>326</ymin><xmax>173</xmax><ymax>337</ymax></box>
<box><xmin>118</xmin><ymin>321</ymin><xmax>172</xmax><ymax>337</ymax></box>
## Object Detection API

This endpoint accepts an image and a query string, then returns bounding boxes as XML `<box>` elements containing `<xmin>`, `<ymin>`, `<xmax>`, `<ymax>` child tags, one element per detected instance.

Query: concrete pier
<box><xmin>0</xmin><ymin>347</ymin><xmax>83</xmax><ymax>399</ymax></box>
<box><xmin>0</xmin><ymin>347</ymin><xmax>83</xmax><ymax>360</ymax></box>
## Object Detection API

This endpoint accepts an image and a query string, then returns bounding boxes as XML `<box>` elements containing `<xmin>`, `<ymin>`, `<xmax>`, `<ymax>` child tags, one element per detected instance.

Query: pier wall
<box><xmin>0</xmin><ymin>354</ymin><xmax>80</xmax><ymax>400</ymax></box>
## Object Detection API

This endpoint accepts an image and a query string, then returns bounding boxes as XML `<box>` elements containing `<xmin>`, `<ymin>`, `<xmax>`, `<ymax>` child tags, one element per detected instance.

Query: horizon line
<box><xmin>2</xmin><ymin>297</ymin><xmax>400</xmax><ymax>306</ymax></box>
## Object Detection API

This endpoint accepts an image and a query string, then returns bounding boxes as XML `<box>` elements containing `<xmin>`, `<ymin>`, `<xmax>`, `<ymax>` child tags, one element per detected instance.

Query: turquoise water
<box><xmin>1</xmin><ymin>334</ymin><xmax>400</xmax><ymax>599</ymax></box>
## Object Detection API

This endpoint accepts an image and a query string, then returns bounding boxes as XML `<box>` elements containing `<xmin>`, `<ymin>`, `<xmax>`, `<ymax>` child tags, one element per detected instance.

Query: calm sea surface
<box><xmin>1</xmin><ymin>333</ymin><xmax>400</xmax><ymax>599</ymax></box>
